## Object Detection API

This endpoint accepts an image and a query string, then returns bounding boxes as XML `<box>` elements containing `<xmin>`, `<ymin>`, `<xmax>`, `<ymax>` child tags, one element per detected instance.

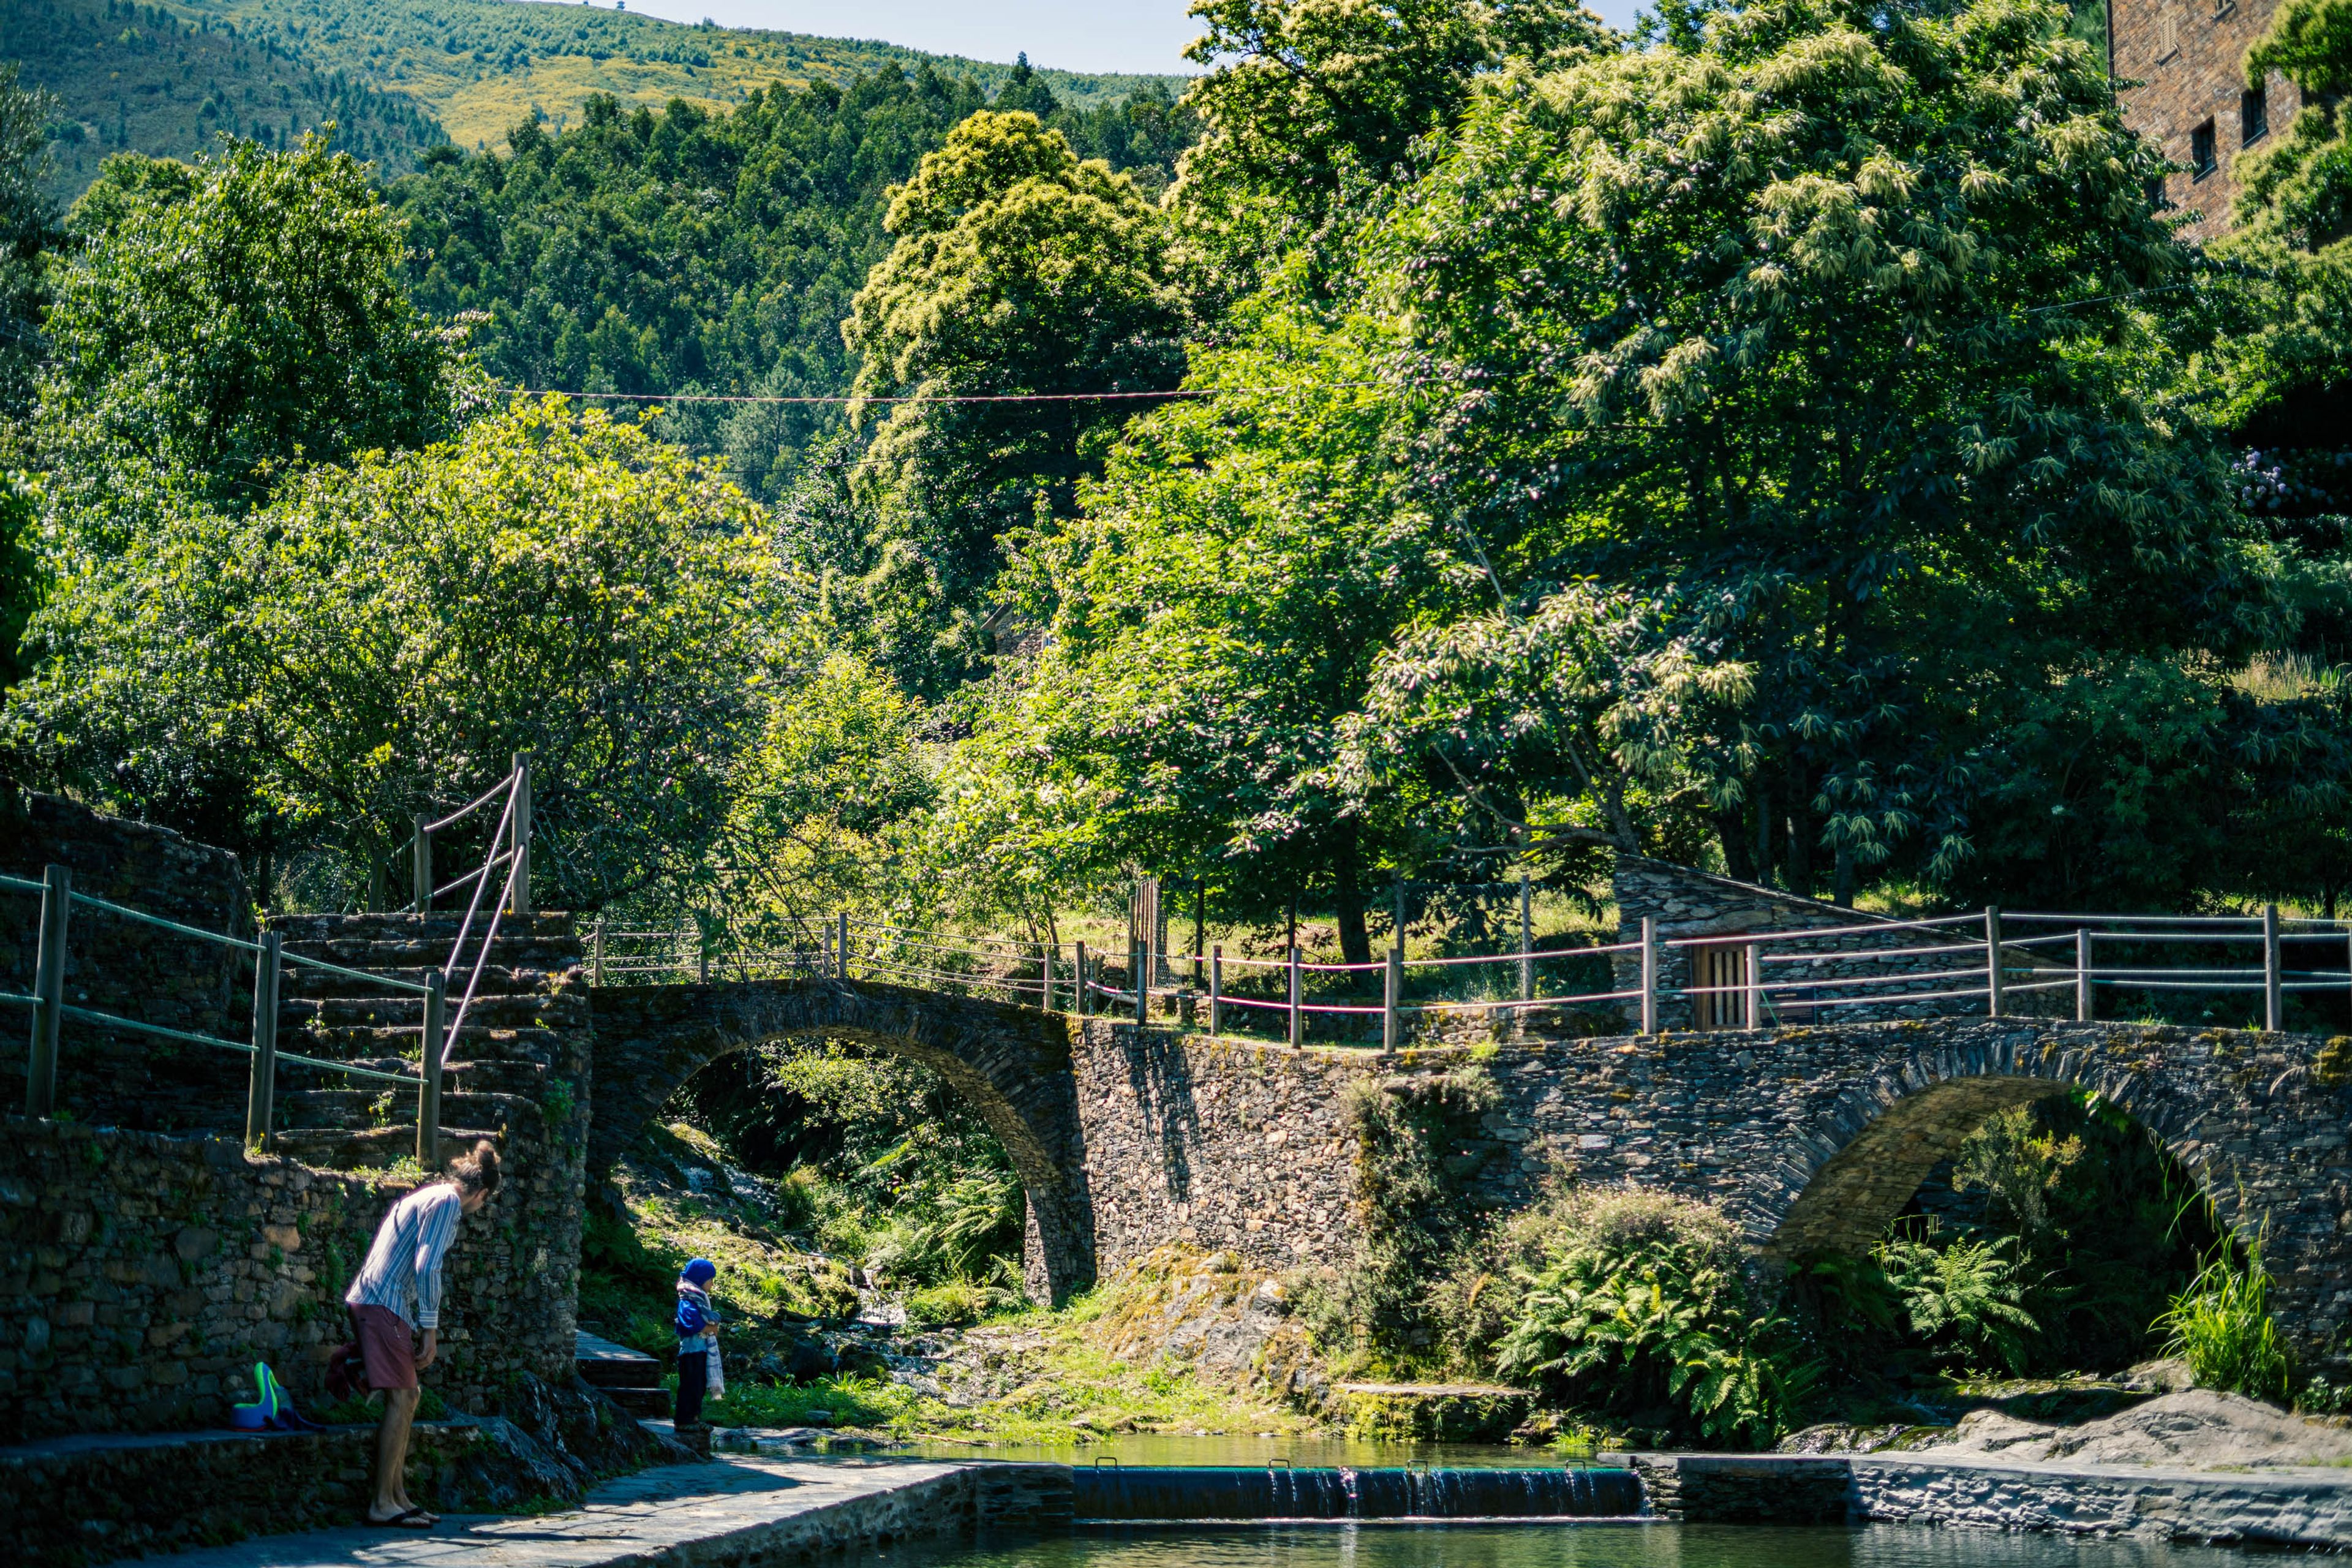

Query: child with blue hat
<box><xmin>674</xmin><ymin>1258</ymin><xmax>722</xmax><ymax>1431</ymax></box>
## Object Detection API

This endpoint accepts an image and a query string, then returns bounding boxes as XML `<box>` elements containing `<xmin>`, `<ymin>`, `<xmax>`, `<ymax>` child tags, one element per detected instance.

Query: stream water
<box><xmin>888</xmin><ymin>1438</ymin><xmax>1576</xmax><ymax>1469</ymax></box>
<box><xmin>849</xmin><ymin>1523</ymin><xmax>2262</xmax><ymax>1568</ymax></box>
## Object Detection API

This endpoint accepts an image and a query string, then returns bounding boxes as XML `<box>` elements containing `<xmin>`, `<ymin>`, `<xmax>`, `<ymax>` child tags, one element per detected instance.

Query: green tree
<box><xmin>843</xmin><ymin>110</ymin><xmax>1186</xmax><ymax>695</ymax></box>
<box><xmin>945</xmin><ymin>288</ymin><xmax>1439</xmax><ymax>960</ymax></box>
<box><xmin>1171</xmin><ymin>0</ymin><xmax>1613</xmax><ymax>299</ymax></box>
<box><xmin>8</xmin><ymin>399</ymin><xmax>785</xmax><ymax>905</ymax></box>
<box><xmin>1</xmin><ymin>62</ymin><xmax>59</xmax><ymax>426</ymax></box>
<box><xmin>38</xmin><ymin>134</ymin><xmax>461</xmax><ymax>541</ymax></box>
<box><xmin>1346</xmin><ymin>0</ymin><xmax>2288</xmax><ymax>905</ymax></box>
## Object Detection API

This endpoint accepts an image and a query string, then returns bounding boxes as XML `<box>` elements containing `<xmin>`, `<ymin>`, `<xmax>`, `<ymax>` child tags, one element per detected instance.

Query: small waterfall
<box><xmin>1070</xmin><ymin>1465</ymin><xmax>1646</xmax><ymax>1521</ymax></box>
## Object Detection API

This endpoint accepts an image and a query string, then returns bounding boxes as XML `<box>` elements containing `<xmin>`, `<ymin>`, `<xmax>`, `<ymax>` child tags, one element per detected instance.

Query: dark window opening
<box><xmin>2191</xmin><ymin>118</ymin><xmax>2217</xmax><ymax>177</ymax></box>
<box><xmin>2242</xmin><ymin>85</ymin><xmax>2268</xmax><ymax>144</ymax></box>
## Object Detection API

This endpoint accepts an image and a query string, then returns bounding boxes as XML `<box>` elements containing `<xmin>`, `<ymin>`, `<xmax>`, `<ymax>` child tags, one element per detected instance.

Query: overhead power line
<box><xmin>517</xmin><ymin>383</ymin><xmax>1387</xmax><ymax>405</ymax></box>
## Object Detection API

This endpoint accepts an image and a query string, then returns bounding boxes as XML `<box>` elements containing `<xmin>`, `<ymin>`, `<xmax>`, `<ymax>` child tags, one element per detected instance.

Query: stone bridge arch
<box><xmin>586</xmin><ymin>979</ymin><xmax>1093</xmax><ymax>1302</ymax></box>
<box><xmin>1697</xmin><ymin>1020</ymin><xmax>2352</xmax><ymax>1362</ymax></box>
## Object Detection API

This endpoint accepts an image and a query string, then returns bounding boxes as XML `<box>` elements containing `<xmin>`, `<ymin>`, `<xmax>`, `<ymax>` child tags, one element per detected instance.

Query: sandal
<box><xmin>362</xmin><ymin>1508</ymin><xmax>434</xmax><ymax>1529</ymax></box>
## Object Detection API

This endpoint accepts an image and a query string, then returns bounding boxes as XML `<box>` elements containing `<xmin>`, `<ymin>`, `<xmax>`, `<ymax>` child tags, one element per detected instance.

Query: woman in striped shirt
<box><xmin>344</xmin><ymin>1140</ymin><xmax>502</xmax><ymax>1529</ymax></box>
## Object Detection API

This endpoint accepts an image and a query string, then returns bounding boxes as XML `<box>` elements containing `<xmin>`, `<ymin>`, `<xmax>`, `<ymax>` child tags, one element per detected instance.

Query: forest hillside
<box><xmin>3</xmin><ymin>0</ymin><xmax>1187</xmax><ymax>187</ymax></box>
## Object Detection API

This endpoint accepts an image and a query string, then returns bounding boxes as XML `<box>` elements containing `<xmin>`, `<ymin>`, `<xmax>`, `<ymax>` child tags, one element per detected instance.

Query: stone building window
<box><xmin>2157</xmin><ymin>11</ymin><xmax>2179</xmax><ymax>58</ymax></box>
<box><xmin>2192</xmin><ymin>118</ymin><xmax>2217</xmax><ymax>176</ymax></box>
<box><xmin>2242</xmin><ymin>84</ymin><xmax>2268</xmax><ymax>145</ymax></box>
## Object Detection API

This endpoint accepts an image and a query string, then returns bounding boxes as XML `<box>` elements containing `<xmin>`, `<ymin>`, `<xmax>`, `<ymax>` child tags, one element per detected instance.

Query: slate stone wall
<box><xmin>0</xmin><ymin>1109</ymin><xmax>585</xmax><ymax>1444</ymax></box>
<box><xmin>0</xmin><ymin>784</ymin><xmax>257</xmax><ymax>1135</ymax></box>
<box><xmin>1069</xmin><ymin>1016</ymin><xmax>2352</xmax><ymax>1365</ymax></box>
<box><xmin>1609</xmin><ymin>853</ymin><xmax>2068</xmax><ymax>1030</ymax></box>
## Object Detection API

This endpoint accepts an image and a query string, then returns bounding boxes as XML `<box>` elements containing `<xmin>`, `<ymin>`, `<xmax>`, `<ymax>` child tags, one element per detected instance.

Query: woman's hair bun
<box><xmin>452</xmin><ymin>1139</ymin><xmax>503</xmax><ymax>1194</ymax></box>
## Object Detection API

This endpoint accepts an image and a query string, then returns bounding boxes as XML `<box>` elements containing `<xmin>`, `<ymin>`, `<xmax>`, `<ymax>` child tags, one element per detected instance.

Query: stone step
<box><xmin>271</xmin><ymin>911</ymin><xmax>579</xmax><ymax>943</ymax></box>
<box><xmin>276</xmin><ymin>930</ymin><xmax>581</xmax><ymax>976</ymax></box>
<box><xmin>276</xmin><ymin>959</ymin><xmax>574</xmax><ymax>995</ymax></box>
<box><xmin>272</xmin><ymin>1125</ymin><xmax>502</xmax><ymax>1169</ymax></box>
<box><xmin>293</xmin><ymin>1023</ymin><xmax>570</xmax><ymax>1060</ymax></box>
<box><xmin>279</xmin><ymin>991</ymin><xmax>584</xmax><ymax>1030</ymax></box>
<box><xmin>277</xmin><ymin>1088</ymin><xmax>530</xmax><ymax>1128</ymax></box>
<box><xmin>603</xmin><ymin>1385</ymin><xmax>674</xmax><ymax>1420</ymax></box>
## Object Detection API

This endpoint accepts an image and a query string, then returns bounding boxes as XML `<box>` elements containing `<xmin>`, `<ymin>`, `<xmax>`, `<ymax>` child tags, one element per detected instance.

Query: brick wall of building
<box><xmin>2110</xmin><ymin>0</ymin><xmax>2299</xmax><ymax>232</ymax></box>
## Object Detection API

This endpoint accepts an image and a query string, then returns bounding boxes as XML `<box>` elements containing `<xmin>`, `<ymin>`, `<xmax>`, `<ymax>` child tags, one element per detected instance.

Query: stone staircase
<box><xmin>264</xmin><ymin>911</ymin><xmax>587</xmax><ymax>1168</ymax></box>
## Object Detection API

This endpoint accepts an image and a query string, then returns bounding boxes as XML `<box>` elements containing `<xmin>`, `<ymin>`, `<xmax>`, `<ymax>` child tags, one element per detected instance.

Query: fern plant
<box><xmin>1875</xmin><ymin>1231</ymin><xmax>2040</xmax><ymax>1374</ymax></box>
<box><xmin>1494</xmin><ymin>1192</ymin><xmax>1817</xmax><ymax>1447</ymax></box>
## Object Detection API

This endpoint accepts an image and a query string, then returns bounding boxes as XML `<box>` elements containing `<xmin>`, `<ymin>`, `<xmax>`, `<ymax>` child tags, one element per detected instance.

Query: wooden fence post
<box><xmin>1210</xmin><ymin>945</ymin><xmax>1223</xmax><ymax>1036</ymax></box>
<box><xmin>1743</xmin><ymin>940</ymin><xmax>1763</xmax><ymax>1031</ymax></box>
<box><xmin>1518</xmin><ymin>875</ymin><xmax>1534</xmax><ymax>1003</ymax></box>
<box><xmin>1076</xmin><ymin>941</ymin><xmax>1090</xmax><ymax>1017</ymax></box>
<box><xmin>508</xmin><ymin>753</ymin><xmax>532</xmax><ymax>916</ymax></box>
<box><xmin>837</xmin><ymin>913</ymin><xmax>850</xmax><ymax>981</ymax></box>
<box><xmin>1041</xmin><ymin>948</ymin><xmax>1054</xmax><ymax>1012</ymax></box>
<box><xmin>1640</xmin><ymin>916</ymin><xmax>1658</xmax><ymax>1036</ymax></box>
<box><xmin>245</xmin><ymin>929</ymin><xmax>281</xmax><ymax>1150</ymax></box>
<box><xmin>26</xmin><ymin>863</ymin><xmax>69</xmax><ymax>1119</ymax></box>
<box><xmin>2264</xmin><ymin>903</ymin><xmax>2283</xmax><ymax>1032</ymax></box>
<box><xmin>413</xmin><ymin>815</ymin><xmax>432</xmax><ymax>911</ymax></box>
<box><xmin>1288</xmin><ymin>944</ymin><xmax>1303</xmax><ymax>1049</ymax></box>
<box><xmin>2076</xmin><ymin>929</ymin><xmax>2094</xmax><ymax>1022</ymax></box>
<box><xmin>590</xmin><ymin>917</ymin><xmax>606</xmax><ymax>986</ymax></box>
<box><xmin>1985</xmin><ymin>906</ymin><xmax>2005</xmax><ymax>1017</ymax></box>
<box><xmin>1133</xmin><ymin>938</ymin><xmax>1148</xmax><ymax>1025</ymax></box>
<box><xmin>417</xmin><ymin>968</ymin><xmax>447</xmax><ymax>1167</ymax></box>
<box><xmin>1382</xmin><ymin>944</ymin><xmax>1402</xmax><ymax>1054</ymax></box>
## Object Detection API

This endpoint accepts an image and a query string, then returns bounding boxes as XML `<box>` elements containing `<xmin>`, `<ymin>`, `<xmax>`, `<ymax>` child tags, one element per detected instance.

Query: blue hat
<box><xmin>681</xmin><ymin>1258</ymin><xmax>717</xmax><ymax>1285</ymax></box>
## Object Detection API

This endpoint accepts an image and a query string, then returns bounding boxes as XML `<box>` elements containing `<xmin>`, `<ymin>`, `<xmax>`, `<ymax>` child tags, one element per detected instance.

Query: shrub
<box><xmin>2157</xmin><ymin>1242</ymin><xmax>2293</xmax><ymax>1403</ymax></box>
<box><xmin>904</xmin><ymin>1280</ymin><xmax>993</xmax><ymax>1327</ymax></box>
<box><xmin>1489</xmin><ymin>1189</ymin><xmax>1816</xmax><ymax>1447</ymax></box>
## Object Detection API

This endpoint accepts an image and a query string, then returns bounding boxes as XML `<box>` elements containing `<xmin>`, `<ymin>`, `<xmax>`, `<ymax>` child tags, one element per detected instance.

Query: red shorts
<box><xmin>352</xmin><ymin>1304</ymin><xmax>419</xmax><ymax>1391</ymax></box>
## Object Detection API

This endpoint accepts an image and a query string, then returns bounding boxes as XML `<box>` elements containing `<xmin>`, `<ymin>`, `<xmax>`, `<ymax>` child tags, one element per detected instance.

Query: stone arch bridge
<box><xmin>586</xmin><ymin>980</ymin><xmax>2352</xmax><ymax>1359</ymax></box>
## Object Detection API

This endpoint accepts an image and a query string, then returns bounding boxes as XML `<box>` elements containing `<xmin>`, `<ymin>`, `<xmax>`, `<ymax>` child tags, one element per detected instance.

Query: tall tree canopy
<box><xmin>1171</xmin><ymin>0</ymin><xmax>1615</xmax><ymax>298</ymax></box>
<box><xmin>8</xmin><ymin>399</ymin><xmax>788</xmax><ymax>907</ymax></box>
<box><xmin>840</xmin><ymin>110</ymin><xmax>1187</xmax><ymax>695</ymax></box>
<box><xmin>38</xmin><ymin>136</ymin><xmax>459</xmax><ymax>541</ymax></box>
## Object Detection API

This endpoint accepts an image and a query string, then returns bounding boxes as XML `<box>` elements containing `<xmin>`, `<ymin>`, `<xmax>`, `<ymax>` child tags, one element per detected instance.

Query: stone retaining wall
<box><xmin>1630</xmin><ymin>1451</ymin><xmax>2352</xmax><ymax>1547</ymax></box>
<box><xmin>0</xmin><ymin>783</ymin><xmax>256</xmax><ymax>1135</ymax></box>
<box><xmin>0</xmin><ymin>1114</ymin><xmax>587</xmax><ymax>1444</ymax></box>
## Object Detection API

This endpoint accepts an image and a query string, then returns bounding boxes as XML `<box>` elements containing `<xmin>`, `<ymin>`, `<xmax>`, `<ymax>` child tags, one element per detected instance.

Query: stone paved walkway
<box><xmin>110</xmin><ymin>1457</ymin><xmax>983</xmax><ymax>1568</ymax></box>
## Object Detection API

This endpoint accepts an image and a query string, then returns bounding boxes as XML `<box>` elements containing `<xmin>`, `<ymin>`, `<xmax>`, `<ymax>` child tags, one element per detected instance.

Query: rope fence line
<box><xmin>12</xmin><ymin>753</ymin><xmax>539</xmax><ymax>1156</ymax></box>
<box><xmin>581</xmin><ymin>899</ymin><xmax>2352</xmax><ymax>1054</ymax></box>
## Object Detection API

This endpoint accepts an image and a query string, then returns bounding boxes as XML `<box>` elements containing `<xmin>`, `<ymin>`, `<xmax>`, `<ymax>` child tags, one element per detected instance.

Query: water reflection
<box><xmin>854</xmin><ymin>1523</ymin><xmax>2258</xmax><ymax>1568</ymax></box>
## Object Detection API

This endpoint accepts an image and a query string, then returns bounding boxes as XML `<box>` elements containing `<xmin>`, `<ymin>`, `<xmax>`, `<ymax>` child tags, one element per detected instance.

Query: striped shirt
<box><xmin>344</xmin><ymin>1184</ymin><xmax>466</xmax><ymax>1330</ymax></box>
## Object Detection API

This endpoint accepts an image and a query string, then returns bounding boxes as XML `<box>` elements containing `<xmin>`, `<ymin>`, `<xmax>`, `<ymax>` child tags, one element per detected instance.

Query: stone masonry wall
<box><xmin>0</xmin><ymin>1112</ymin><xmax>580</xmax><ymax>1444</ymax></box>
<box><xmin>1070</xmin><ymin>1015</ymin><xmax>2352</xmax><ymax>1363</ymax></box>
<box><xmin>2110</xmin><ymin>0</ymin><xmax>2301</xmax><ymax>233</ymax></box>
<box><xmin>1609</xmin><ymin>854</ymin><xmax>2067</xmax><ymax>1031</ymax></box>
<box><xmin>0</xmin><ymin>783</ymin><xmax>257</xmax><ymax>1135</ymax></box>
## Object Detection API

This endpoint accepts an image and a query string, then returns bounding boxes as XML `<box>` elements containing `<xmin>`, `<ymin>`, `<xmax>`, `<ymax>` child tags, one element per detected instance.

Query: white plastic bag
<box><xmin>705</xmin><ymin>1344</ymin><xmax>725</xmax><ymax>1401</ymax></box>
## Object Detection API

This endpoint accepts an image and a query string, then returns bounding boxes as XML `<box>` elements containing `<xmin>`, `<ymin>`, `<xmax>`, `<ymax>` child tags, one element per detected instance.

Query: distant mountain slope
<box><xmin>7</xmin><ymin>0</ymin><xmax>448</xmax><ymax>199</ymax></box>
<box><xmin>174</xmin><ymin>0</ymin><xmax>1186</xmax><ymax>151</ymax></box>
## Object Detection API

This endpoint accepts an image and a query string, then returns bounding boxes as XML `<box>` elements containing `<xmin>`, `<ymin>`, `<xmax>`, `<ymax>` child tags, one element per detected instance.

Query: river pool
<box><xmin>848</xmin><ymin>1523</ymin><xmax>2263</xmax><ymax>1568</ymax></box>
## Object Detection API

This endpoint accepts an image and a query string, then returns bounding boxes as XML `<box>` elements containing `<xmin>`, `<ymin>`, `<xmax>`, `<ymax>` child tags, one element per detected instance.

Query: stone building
<box><xmin>2109</xmin><ymin>0</ymin><xmax>2298</xmax><ymax>231</ymax></box>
